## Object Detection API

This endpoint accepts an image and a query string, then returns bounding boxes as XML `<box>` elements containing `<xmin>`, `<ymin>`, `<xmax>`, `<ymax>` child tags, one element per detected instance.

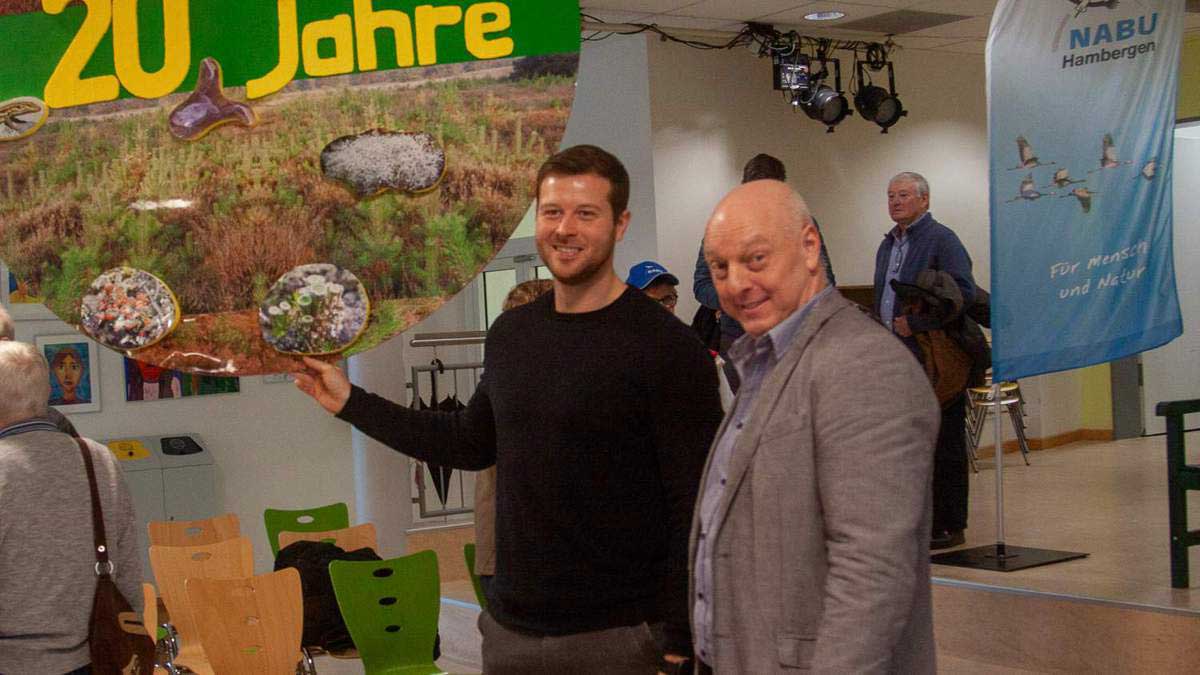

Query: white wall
<box><xmin>644</xmin><ymin>37</ymin><xmax>1096</xmax><ymax>441</ymax></box>
<box><xmin>10</xmin><ymin>314</ymin><xmax>355</xmax><ymax>573</ymax></box>
<box><xmin>647</xmin><ymin>39</ymin><xmax>991</xmax><ymax>320</ymax></box>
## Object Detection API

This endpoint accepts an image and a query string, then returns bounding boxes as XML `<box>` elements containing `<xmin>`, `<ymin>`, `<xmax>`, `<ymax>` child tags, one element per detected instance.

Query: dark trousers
<box><xmin>932</xmin><ymin>394</ymin><xmax>969</xmax><ymax>533</ymax></box>
<box><xmin>479</xmin><ymin>610</ymin><xmax>659</xmax><ymax>674</ymax></box>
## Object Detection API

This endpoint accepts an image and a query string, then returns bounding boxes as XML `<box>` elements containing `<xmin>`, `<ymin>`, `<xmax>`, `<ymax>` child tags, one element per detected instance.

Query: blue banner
<box><xmin>987</xmin><ymin>0</ymin><xmax>1183</xmax><ymax>381</ymax></box>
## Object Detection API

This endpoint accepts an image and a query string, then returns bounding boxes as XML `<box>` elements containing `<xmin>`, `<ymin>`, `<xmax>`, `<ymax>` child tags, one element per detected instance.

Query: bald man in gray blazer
<box><xmin>689</xmin><ymin>180</ymin><xmax>939</xmax><ymax>673</ymax></box>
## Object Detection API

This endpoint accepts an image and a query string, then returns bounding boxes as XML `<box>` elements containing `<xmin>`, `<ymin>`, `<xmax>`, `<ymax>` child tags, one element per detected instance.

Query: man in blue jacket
<box><xmin>873</xmin><ymin>171</ymin><xmax>977</xmax><ymax>550</ymax></box>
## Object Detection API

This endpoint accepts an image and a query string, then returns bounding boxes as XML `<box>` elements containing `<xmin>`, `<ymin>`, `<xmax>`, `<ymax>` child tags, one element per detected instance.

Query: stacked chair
<box><xmin>149</xmin><ymin>536</ymin><xmax>257</xmax><ymax>674</ymax></box>
<box><xmin>143</xmin><ymin>503</ymin><xmax>448</xmax><ymax>674</ymax></box>
<box><xmin>264</xmin><ymin>503</ymin><xmax>351</xmax><ymax>557</ymax></box>
<box><xmin>328</xmin><ymin>550</ymin><xmax>446</xmax><ymax>675</ymax></box>
<box><xmin>278</xmin><ymin>522</ymin><xmax>378</xmax><ymax>553</ymax></box>
<box><xmin>144</xmin><ymin>513</ymin><xmax>317</xmax><ymax>674</ymax></box>
<box><xmin>185</xmin><ymin>568</ymin><xmax>312</xmax><ymax>675</ymax></box>
<box><xmin>148</xmin><ymin>513</ymin><xmax>240</xmax><ymax>548</ymax></box>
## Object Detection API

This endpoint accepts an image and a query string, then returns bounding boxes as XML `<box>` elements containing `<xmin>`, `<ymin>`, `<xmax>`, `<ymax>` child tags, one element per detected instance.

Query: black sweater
<box><xmin>338</xmin><ymin>287</ymin><xmax>723</xmax><ymax>653</ymax></box>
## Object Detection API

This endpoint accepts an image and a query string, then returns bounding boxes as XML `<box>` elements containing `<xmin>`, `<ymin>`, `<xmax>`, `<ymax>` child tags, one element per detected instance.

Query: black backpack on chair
<box><xmin>275</xmin><ymin>539</ymin><xmax>443</xmax><ymax>658</ymax></box>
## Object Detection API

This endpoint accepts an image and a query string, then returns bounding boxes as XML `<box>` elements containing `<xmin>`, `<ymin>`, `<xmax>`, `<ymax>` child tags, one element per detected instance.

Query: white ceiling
<box><xmin>582</xmin><ymin>1</ymin><xmax>1200</xmax><ymax>54</ymax></box>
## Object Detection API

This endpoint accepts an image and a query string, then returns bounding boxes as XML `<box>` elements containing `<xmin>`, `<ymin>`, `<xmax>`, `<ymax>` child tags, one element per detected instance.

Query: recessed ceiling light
<box><xmin>804</xmin><ymin>11</ymin><xmax>846</xmax><ymax>21</ymax></box>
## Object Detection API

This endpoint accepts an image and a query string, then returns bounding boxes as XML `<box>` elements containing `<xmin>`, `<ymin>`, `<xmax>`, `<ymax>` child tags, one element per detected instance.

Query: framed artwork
<box><xmin>123</xmin><ymin>357</ymin><xmax>240</xmax><ymax>402</ymax></box>
<box><xmin>0</xmin><ymin>262</ymin><xmax>56</xmax><ymax>320</ymax></box>
<box><xmin>35</xmin><ymin>334</ymin><xmax>101</xmax><ymax>413</ymax></box>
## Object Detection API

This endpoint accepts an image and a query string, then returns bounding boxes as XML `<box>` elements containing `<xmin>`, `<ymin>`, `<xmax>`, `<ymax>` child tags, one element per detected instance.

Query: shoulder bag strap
<box><xmin>76</xmin><ymin>437</ymin><xmax>113</xmax><ymax>576</ymax></box>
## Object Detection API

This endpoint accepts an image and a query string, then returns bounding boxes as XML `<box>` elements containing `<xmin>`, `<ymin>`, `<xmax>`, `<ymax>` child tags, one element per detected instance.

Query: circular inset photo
<box><xmin>320</xmin><ymin>130</ymin><xmax>446</xmax><ymax>198</ymax></box>
<box><xmin>0</xmin><ymin>96</ymin><xmax>49</xmax><ymax>142</ymax></box>
<box><xmin>80</xmin><ymin>267</ymin><xmax>180</xmax><ymax>350</ymax></box>
<box><xmin>260</xmin><ymin>264</ymin><xmax>370</xmax><ymax>355</ymax></box>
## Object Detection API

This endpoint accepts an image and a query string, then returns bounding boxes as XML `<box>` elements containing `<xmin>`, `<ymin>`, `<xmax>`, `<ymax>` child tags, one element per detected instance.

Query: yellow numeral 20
<box><xmin>43</xmin><ymin>0</ymin><xmax>191</xmax><ymax>109</ymax></box>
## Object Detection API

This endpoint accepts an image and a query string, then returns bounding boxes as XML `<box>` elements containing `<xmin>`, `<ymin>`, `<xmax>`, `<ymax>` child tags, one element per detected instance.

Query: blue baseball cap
<box><xmin>626</xmin><ymin>260</ymin><xmax>679</xmax><ymax>290</ymax></box>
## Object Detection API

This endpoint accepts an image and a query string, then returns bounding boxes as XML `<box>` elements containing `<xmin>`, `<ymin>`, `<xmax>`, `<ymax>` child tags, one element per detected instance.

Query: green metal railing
<box><xmin>1155</xmin><ymin>398</ymin><xmax>1200</xmax><ymax>588</ymax></box>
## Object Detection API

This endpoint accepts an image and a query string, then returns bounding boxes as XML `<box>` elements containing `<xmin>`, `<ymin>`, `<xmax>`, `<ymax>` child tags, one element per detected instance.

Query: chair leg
<box><xmin>969</xmin><ymin>405</ymin><xmax>987</xmax><ymax>450</ymax></box>
<box><xmin>297</xmin><ymin>646</ymin><xmax>318</xmax><ymax>675</ymax></box>
<box><xmin>963</xmin><ymin>410</ymin><xmax>979</xmax><ymax>474</ymax></box>
<box><xmin>1008</xmin><ymin>404</ymin><xmax>1031</xmax><ymax>465</ymax></box>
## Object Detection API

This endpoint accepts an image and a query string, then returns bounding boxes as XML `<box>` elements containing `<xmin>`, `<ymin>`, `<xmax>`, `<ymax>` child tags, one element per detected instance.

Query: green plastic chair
<box><xmin>329</xmin><ymin>550</ymin><xmax>446</xmax><ymax>675</ymax></box>
<box><xmin>463</xmin><ymin>543</ymin><xmax>487</xmax><ymax>609</ymax></box>
<box><xmin>264</xmin><ymin>502</ymin><xmax>350</xmax><ymax>556</ymax></box>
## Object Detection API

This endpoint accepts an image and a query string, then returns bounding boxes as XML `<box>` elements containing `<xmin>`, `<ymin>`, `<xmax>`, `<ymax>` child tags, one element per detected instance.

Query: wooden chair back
<box><xmin>277</xmin><ymin>522</ymin><xmax>378</xmax><ymax>553</ymax></box>
<box><xmin>185</xmin><ymin>568</ymin><xmax>305</xmax><ymax>675</ymax></box>
<box><xmin>148</xmin><ymin>513</ymin><xmax>240</xmax><ymax>547</ymax></box>
<box><xmin>142</xmin><ymin>583</ymin><xmax>158</xmax><ymax>637</ymax></box>
<box><xmin>149</xmin><ymin>536</ymin><xmax>254</xmax><ymax>670</ymax></box>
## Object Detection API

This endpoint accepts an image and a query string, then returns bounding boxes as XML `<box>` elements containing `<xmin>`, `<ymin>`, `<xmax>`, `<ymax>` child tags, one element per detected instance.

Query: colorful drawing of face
<box><xmin>50</xmin><ymin>346</ymin><xmax>84</xmax><ymax>403</ymax></box>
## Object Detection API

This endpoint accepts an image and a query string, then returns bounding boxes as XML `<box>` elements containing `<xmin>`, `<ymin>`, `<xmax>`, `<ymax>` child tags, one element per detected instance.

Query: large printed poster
<box><xmin>987</xmin><ymin>0</ymin><xmax>1183</xmax><ymax>380</ymax></box>
<box><xmin>0</xmin><ymin>0</ymin><xmax>579</xmax><ymax>375</ymax></box>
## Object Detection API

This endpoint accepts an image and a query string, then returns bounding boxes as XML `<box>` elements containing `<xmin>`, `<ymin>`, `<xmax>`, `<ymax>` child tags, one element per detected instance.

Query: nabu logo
<box><xmin>1069</xmin><ymin>13</ymin><xmax>1158</xmax><ymax>49</ymax></box>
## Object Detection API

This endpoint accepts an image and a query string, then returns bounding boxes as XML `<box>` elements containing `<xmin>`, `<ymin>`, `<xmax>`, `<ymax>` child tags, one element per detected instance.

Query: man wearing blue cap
<box><xmin>628</xmin><ymin>260</ymin><xmax>679</xmax><ymax>315</ymax></box>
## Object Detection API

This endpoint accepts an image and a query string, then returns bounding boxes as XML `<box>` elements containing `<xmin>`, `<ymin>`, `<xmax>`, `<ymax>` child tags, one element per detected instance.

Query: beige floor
<box><xmin>318</xmin><ymin>433</ymin><xmax>1200</xmax><ymax>673</ymax></box>
<box><xmin>933</xmin><ymin>431</ymin><xmax>1200</xmax><ymax>612</ymax></box>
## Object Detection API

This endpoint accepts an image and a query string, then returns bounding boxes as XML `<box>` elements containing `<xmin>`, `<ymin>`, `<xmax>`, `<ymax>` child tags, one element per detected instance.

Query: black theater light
<box><xmin>854</xmin><ymin>59</ymin><xmax>906</xmax><ymax>133</ymax></box>
<box><xmin>801</xmin><ymin>58</ymin><xmax>850</xmax><ymax>132</ymax></box>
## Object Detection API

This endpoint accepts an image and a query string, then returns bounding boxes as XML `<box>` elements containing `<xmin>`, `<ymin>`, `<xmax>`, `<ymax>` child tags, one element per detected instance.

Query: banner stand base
<box><xmin>932</xmin><ymin>544</ymin><xmax>1087</xmax><ymax>572</ymax></box>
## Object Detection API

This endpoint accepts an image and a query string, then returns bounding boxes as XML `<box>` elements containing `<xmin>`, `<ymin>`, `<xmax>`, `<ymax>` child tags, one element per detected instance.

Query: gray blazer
<box><xmin>689</xmin><ymin>290</ymin><xmax>939</xmax><ymax>673</ymax></box>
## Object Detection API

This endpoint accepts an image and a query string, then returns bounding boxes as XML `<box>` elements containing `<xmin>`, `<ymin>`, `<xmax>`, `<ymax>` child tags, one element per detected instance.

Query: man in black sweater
<box><xmin>296</xmin><ymin>145</ymin><xmax>723</xmax><ymax>674</ymax></box>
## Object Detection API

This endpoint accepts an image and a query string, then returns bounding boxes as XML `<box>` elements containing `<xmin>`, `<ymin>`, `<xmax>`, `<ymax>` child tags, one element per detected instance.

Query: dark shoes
<box><xmin>930</xmin><ymin>529</ymin><xmax>965</xmax><ymax>550</ymax></box>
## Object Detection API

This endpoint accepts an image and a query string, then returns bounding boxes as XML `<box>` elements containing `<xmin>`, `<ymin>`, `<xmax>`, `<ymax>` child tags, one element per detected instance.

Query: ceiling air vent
<box><xmin>834</xmin><ymin>10</ymin><xmax>972</xmax><ymax>35</ymax></box>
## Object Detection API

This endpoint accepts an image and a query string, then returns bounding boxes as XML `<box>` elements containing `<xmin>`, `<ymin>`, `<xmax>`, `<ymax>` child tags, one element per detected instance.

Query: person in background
<box><xmin>0</xmin><ymin>340</ymin><xmax>141</xmax><ymax>674</ymax></box>
<box><xmin>296</xmin><ymin>145</ymin><xmax>723</xmax><ymax>675</ymax></box>
<box><xmin>872</xmin><ymin>171</ymin><xmax>977</xmax><ymax>550</ymax></box>
<box><xmin>693</xmin><ymin>153</ymin><xmax>836</xmax><ymax>391</ymax></box>
<box><xmin>0</xmin><ymin>305</ymin><xmax>77</xmax><ymax>436</ymax></box>
<box><xmin>692</xmin><ymin>179</ymin><xmax>938</xmax><ymax>673</ymax></box>
<box><xmin>473</xmin><ymin>278</ymin><xmax>554</xmax><ymax>599</ymax></box>
<box><xmin>627</xmin><ymin>260</ymin><xmax>679</xmax><ymax>314</ymax></box>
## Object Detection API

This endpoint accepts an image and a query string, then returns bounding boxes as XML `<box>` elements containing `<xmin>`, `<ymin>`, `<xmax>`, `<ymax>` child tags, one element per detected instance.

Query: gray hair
<box><xmin>889</xmin><ymin>171</ymin><xmax>930</xmax><ymax>198</ymax></box>
<box><xmin>0</xmin><ymin>304</ymin><xmax>13</xmax><ymax>340</ymax></box>
<box><xmin>0</xmin><ymin>341</ymin><xmax>50</xmax><ymax>424</ymax></box>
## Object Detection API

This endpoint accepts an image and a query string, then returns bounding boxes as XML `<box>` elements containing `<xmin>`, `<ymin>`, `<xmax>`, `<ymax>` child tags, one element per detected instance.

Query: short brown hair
<box><xmin>50</xmin><ymin>345</ymin><xmax>82</xmax><ymax>371</ymax></box>
<box><xmin>742</xmin><ymin>153</ymin><xmax>787</xmax><ymax>183</ymax></box>
<box><xmin>502</xmin><ymin>279</ymin><xmax>554</xmax><ymax>311</ymax></box>
<box><xmin>535</xmin><ymin>145</ymin><xmax>630</xmax><ymax>217</ymax></box>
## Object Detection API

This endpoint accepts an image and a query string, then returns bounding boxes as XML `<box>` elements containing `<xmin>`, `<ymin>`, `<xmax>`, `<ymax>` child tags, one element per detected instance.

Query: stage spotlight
<box><xmin>802</xmin><ymin>85</ymin><xmax>850</xmax><ymax>131</ymax></box>
<box><xmin>854</xmin><ymin>60</ymin><xmax>907</xmax><ymax>133</ymax></box>
<box><xmin>801</xmin><ymin>58</ymin><xmax>850</xmax><ymax>132</ymax></box>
